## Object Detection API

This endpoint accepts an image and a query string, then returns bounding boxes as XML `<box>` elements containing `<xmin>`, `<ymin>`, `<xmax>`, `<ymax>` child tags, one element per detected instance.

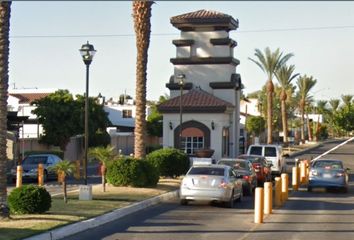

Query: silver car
<box><xmin>180</xmin><ymin>164</ymin><xmax>243</xmax><ymax>208</ymax></box>
<box><xmin>10</xmin><ymin>154</ymin><xmax>63</xmax><ymax>182</ymax></box>
<box><xmin>308</xmin><ymin>159</ymin><xmax>349</xmax><ymax>193</ymax></box>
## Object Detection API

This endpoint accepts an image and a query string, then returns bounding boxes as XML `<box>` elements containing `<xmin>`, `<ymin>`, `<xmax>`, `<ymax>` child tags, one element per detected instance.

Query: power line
<box><xmin>9</xmin><ymin>25</ymin><xmax>354</xmax><ymax>39</ymax></box>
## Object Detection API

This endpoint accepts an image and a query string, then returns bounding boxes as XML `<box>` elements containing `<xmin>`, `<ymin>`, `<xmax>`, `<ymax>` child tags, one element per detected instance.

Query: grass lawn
<box><xmin>0</xmin><ymin>178</ymin><xmax>181</xmax><ymax>240</ymax></box>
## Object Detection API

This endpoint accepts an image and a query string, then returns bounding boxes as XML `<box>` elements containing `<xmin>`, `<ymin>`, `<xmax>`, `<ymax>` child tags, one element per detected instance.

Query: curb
<box><xmin>23</xmin><ymin>190</ymin><xmax>179</xmax><ymax>240</ymax></box>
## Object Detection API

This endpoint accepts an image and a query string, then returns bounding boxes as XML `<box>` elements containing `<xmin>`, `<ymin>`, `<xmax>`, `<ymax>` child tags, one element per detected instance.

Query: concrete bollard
<box><xmin>292</xmin><ymin>166</ymin><xmax>299</xmax><ymax>191</ymax></box>
<box><xmin>274</xmin><ymin>177</ymin><xmax>282</xmax><ymax>207</ymax></box>
<box><xmin>38</xmin><ymin>163</ymin><xmax>44</xmax><ymax>186</ymax></box>
<box><xmin>281</xmin><ymin>173</ymin><xmax>289</xmax><ymax>202</ymax></box>
<box><xmin>264</xmin><ymin>182</ymin><xmax>273</xmax><ymax>214</ymax></box>
<box><xmin>16</xmin><ymin>165</ymin><xmax>23</xmax><ymax>188</ymax></box>
<box><xmin>254</xmin><ymin>187</ymin><xmax>264</xmax><ymax>223</ymax></box>
<box><xmin>305</xmin><ymin>161</ymin><xmax>310</xmax><ymax>184</ymax></box>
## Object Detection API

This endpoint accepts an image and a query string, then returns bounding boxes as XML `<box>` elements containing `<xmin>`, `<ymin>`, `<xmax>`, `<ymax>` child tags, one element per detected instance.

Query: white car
<box><xmin>180</xmin><ymin>164</ymin><xmax>243</xmax><ymax>208</ymax></box>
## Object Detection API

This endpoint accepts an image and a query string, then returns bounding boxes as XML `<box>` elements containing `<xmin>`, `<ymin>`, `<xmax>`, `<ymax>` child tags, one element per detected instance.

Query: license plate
<box><xmin>323</xmin><ymin>173</ymin><xmax>331</xmax><ymax>178</ymax></box>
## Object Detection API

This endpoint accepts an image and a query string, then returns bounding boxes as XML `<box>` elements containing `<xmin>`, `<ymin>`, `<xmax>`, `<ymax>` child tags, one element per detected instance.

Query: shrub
<box><xmin>8</xmin><ymin>185</ymin><xmax>51</xmax><ymax>214</ymax></box>
<box><xmin>146</xmin><ymin>148</ymin><xmax>189</xmax><ymax>178</ymax></box>
<box><xmin>106</xmin><ymin>157</ymin><xmax>159</xmax><ymax>187</ymax></box>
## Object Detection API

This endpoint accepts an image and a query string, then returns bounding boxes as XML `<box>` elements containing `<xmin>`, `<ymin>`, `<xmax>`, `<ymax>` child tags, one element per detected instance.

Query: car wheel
<box><xmin>225</xmin><ymin>191</ymin><xmax>235</xmax><ymax>208</ymax></box>
<box><xmin>342</xmin><ymin>187</ymin><xmax>348</xmax><ymax>193</ymax></box>
<box><xmin>247</xmin><ymin>185</ymin><xmax>253</xmax><ymax>196</ymax></box>
<box><xmin>307</xmin><ymin>186</ymin><xmax>312</xmax><ymax>192</ymax></box>
<box><xmin>43</xmin><ymin>170</ymin><xmax>48</xmax><ymax>183</ymax></box>
<box><xmin>180</xmin><ymin>199</ymin><xmax>188</xmax><ymax>205</ymax></box>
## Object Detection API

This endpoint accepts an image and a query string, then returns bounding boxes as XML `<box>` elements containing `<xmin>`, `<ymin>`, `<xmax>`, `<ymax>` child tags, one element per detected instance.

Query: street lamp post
<box><xmin>177</xmin><ymin>74</ymin><xmax>185</xmax><ymax>150</ymax></box>
<box><xmin>79</xmin><ymin>41</ymin><xmax>96</xmax><ymax>185</ymax></box>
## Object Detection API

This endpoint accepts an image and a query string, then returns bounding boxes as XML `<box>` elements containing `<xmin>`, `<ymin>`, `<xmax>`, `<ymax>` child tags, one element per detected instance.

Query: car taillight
<box><xmin>219</xmin><ymin>178</ymin><xmax>227</xmax><ymax>188</ymax></box>
<box><xmin>243</xmin><ymin>175</ymin><xmax>250</xmax><ymax>181</ymax></box>
<box><xmin>336</xmin><ymin>172</ymin><xmax>344</xmax><ymax>177</ymax></box>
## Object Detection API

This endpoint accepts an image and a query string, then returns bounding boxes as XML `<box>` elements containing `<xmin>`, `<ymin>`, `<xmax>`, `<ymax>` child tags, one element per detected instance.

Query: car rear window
<box><xmin>188</xmin><ymin>167</ymin><xmax>225</xmax><ymax>176</ymax></box>
<box><xmin>218</xmin><ymin>161</ymin><xmax>247</xmax><ymax>169</ymax></box>
<box><xmin>313</xmin><ymin>161</ymin><xmax>343</xmax><ymax>169</ymax></box>
<box><xmin>264</xmin><ymin>147</ymin><xmax>277</xmax><ymax>157</ymax></box>
<box><xmin>249</xmin><ymin>146</ymin><xmax>262</xmax><ymax>156</ymax></box>
<box><xmin>23</xmin><ymin>156</ymin><xmax>48</xmax><ymax>165</ymax></box>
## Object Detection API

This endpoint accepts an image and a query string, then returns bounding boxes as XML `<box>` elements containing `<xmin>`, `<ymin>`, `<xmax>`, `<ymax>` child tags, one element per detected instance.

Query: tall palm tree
<box><xmin>132</xmin><ymin>0</ymin><xmax>153</xmax><ymax>159</ymax></box>
<box><xmin>0</xmin><ymin>1</ymin><xmax>11</xmax><ymax>219</ymax></box>
<box><xmin>89</xmin><ymin>145</ymin><xmax>115</xmax><ymax>192</ymax></box>
<box><xmin>249</xmin><ymin>47</ymin><xmax>293</xmax><ymax>144</ymax></box>
<box><xmin>296</xmin><ymin>75</ymin><xmax>317</xmax><ymax>143</ymax></box>
<box><xmin>50</xmin><ymin>160</ymin><xmax>76</xmax><ymax>203</ymax></box>
<box><xmin>275</xmin><ymin>64</ymin><xmax>299</xmax><ymax>145</ymax></box>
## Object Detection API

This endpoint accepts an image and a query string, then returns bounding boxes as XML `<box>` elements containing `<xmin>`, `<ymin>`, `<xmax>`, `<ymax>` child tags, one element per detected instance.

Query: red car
<box><xmin>238</xmin><ymin>154</ymin><xmax>272</xmax><ymax>185</ymax></box>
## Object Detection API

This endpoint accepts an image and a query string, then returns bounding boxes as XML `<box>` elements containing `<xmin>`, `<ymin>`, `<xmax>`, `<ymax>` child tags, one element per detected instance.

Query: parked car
<box><xmin>238</xmin><ymin>154</ymin><xmax>272</xmax><ymax>185</ymax></box>
<box><xmin>246</xmin><ymin>144</ymin><xmax>286</xmax><ymax>176</ymax></box>
<box><xmin>308</xmin><ymin>159</ymin><xmax>349</xmax><ymax>193</ymax></box>
<box><xmin>180</xmin><ymin>164</ymin><xmax>243</xmax><ymax>208</ymax></box>
<box><xmin>217</xmin><ymin>158</ymin><xmax>257</xmax><ymax>196</ymax></box>
<box><xmin>10</xmin><ymin>154</ymin><xmax>63</xmax><ymax>182</ymax></box>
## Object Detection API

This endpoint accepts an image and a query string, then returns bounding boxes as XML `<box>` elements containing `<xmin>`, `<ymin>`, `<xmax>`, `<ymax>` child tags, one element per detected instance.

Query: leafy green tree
<box><xmin>333</xmin><ymin>104</ymin><xmax>354</xmax><ymax>133</ymax></box>
<box><xmin>249</xmin><ymin>47</ymin><xmax>293</xmax><ymax>144</ymax></box>
<box><xmin>50</xmin><ymin>160</ymin><xmax>76</xmax><ymax>203</ymax></box>
<box><xmin>246</xmin><ymin>116</ymin><xmax>266</xmax><ymax>141</ymax></box>
<box><xmin>147</xmin><ymin>95</ymin><xmax>168</xmax><ymax>137</ymax></box>
<box><xmin>32</xmin><ymin>90</ymin><xmax>111</xmax><ymax>151</ymax></box>
<box><xmin>89</xmin><ymin>145</ymin><xmax>116</xmax><ymax>192</ymax></box>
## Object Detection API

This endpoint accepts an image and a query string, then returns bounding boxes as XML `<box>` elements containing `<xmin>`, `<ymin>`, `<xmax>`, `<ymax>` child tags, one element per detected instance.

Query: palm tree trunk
<box><xmin>300</xmin><ymin>107</ymin><xmax>305</xmax><ymax>143</ymax></box>
<box><xmin>63</xmin><ymin>180</ymin><xmax>67</xmax><ymax>203</ymax></box>
<box><xmin>266</xmin><ymin>80</ymin><xmax>274</xmax><ymax>144</ymax></box>
<box><xmin>0</xmin><ymin>1</ymin><xmax>11</xmax><ymax>219</ymax></box>
<box><xmin>281</xmin><ymin>99</ymin><xmax>288</xmax><ymax>145</ymax></box>
<box><xmin>132</xmin><ymin>0</ymin><xmax>153</xmax><ymax>159</ymax></box>
<box><xmin>307</xmin><ymin>112</ymin><xmax>313</xmax><ymax>142</ymax></box>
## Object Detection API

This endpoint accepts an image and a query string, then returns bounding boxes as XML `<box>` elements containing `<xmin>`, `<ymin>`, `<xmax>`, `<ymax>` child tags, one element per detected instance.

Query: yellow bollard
<box><xmin>300</xmin><ymin>162</ymin><xmax>306</xmax><ymax>185</ymax></box>
<box><xmin>16</xmin><ymin>165</ymin><xmax>23</xmax><ymax>188</ymax></box>
<box><xmin>38</xmin><ymin>163</ymin><xmax>44</xmax><ymax>186</ymax></box>
<box><xmin>281</xmin><ymin>173</ymin><xmax>289</xmax><ymax>202</ymax></box>
<box><xmin>305</xmin><ymin>162</ymin><xmax>310</xmax><ymax>184</ymax></box>
<box><xmin>74</xmin><ymin>160</ymin><xmax>81</xmax><ymax>180</ymax></box>
<box><xmin>264</xmin><ymin>182</ymin><xmax>273</xmax><ymax>214</ymax></box>
<box><xmin>274</xmin><ymin>177</ymin><xmax>282</xmax><ymax>207</ymax></box>
<box><xmin>292</xmin><ymin>166</ymin><xmax>299</xmax><ymax>191</ymax></box>
<box><xmin>254</xmin><ymin>187</ymin><xmax>264</xmax><ymax>223</ymax></box>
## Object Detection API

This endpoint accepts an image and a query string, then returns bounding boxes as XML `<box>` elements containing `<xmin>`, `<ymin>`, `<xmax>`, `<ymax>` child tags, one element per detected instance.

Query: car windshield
<box><xmin>188</xmin><ymin>167</ymin><xmax>225</xmax><ymax>176</ymax></box>
<box><xmin>313</xmin><ymin>160</ymin><xmax>343</xmax><ymax>169</ymax></box>
<box><xmin>23</xmin><ymin>156</ymin><xmax>48</xmax><ymax>165</ymax></box>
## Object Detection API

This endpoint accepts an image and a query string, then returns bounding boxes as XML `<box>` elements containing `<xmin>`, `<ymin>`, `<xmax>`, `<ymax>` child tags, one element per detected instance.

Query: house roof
<box><xmin>158</xmin><ymin>88</ymin><xmax>234</xmax><ymax>113</ymax></box>
<box><xmin>9</xmin><ymin>93</ymin><xmax>51</xmax><ymax>104</ymax></box>
<box><xmin>170</xmin><ymin>9</ymin><xmax>238</xmax><ymax>31</ymax></box>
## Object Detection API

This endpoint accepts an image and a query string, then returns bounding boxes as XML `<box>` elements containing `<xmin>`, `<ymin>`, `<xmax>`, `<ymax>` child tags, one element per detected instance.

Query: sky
<box><xmin>8</xmin><ymin>1</ymin><xmax>354</xmax><ymax>102</ymax></box>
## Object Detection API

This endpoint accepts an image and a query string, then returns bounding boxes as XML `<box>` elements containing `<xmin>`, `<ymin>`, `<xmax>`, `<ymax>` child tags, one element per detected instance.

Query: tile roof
<box><xmin>158</xmin><ymin>88</ymin><xmax>234</xmax><ymax>113</ymax></box>
<box><xmin>170</xmin><ymin>9</ymin><xmax>238</xmax><ymax>31</ymax></box>
<box><xmin>9</xmin><ymin>93</ymin><xmax>51</xmax><ymax>104</ymax></box>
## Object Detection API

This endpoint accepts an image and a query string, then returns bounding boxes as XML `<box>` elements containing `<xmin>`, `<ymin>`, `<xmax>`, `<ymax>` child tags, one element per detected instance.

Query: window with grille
<box><xmin>181</xmin><ymin>136</ymin><xmax>204</xmax><ymax>154</ymax></box>
<box><xmin>122</xmin><ymin>109</ymin><xmax>132</xmax><ymax>118</ymax></box>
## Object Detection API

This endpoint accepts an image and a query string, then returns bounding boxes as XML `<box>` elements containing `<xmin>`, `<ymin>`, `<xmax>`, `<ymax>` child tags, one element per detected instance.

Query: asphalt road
<box><xmin>65</xmin><ymin>138</ymin><xmax>354</xmax><ymax>240</ymax></box>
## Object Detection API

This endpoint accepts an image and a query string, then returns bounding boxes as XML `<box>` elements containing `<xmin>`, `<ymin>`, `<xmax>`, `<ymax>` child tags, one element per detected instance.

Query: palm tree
<box><xmin>275</xmin><ymin>64</ymin><xmax>299</xmax><ymax>145</ymax></box>
<box><xmin>296</xmin><ymin>75</ymin><xmax>317</xmax><ymax>143</ymax></box>
<box><xmin>0</xmin><ymin>1</ymin><xmax>11</xmax><ymax>219</ymax></box>
<box><xmin>132</xmin><ymin>0</ymin><xmax>153</xmax><ymax>159</ymax></box>
<box><xmin>88</xmin><ymin>145</ymin><xmax>115</xmax><ymax>192</ymax></box>
<box><xmin>50</xmin><ymin>160</ymin><xmax>76</xmax><ymax>203</ymax></box>
<box><xmin>341</xmin><ymin>94</ymin><xmax>353</xmax><ymax>109</ymax></box>
<box><xmin>314</xmin><ymin>100</ymin><xmax>328</xmax><ymax>141</ymax></box>
<box><xmin>329</xmin><ymin>99</ymin><xmax>340</xmax><ymax>137</ymax></box>
<box><xmin>249</xmin><ymin>47</ymin><xmax>293</xmax><ymax>144</ymax></box>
